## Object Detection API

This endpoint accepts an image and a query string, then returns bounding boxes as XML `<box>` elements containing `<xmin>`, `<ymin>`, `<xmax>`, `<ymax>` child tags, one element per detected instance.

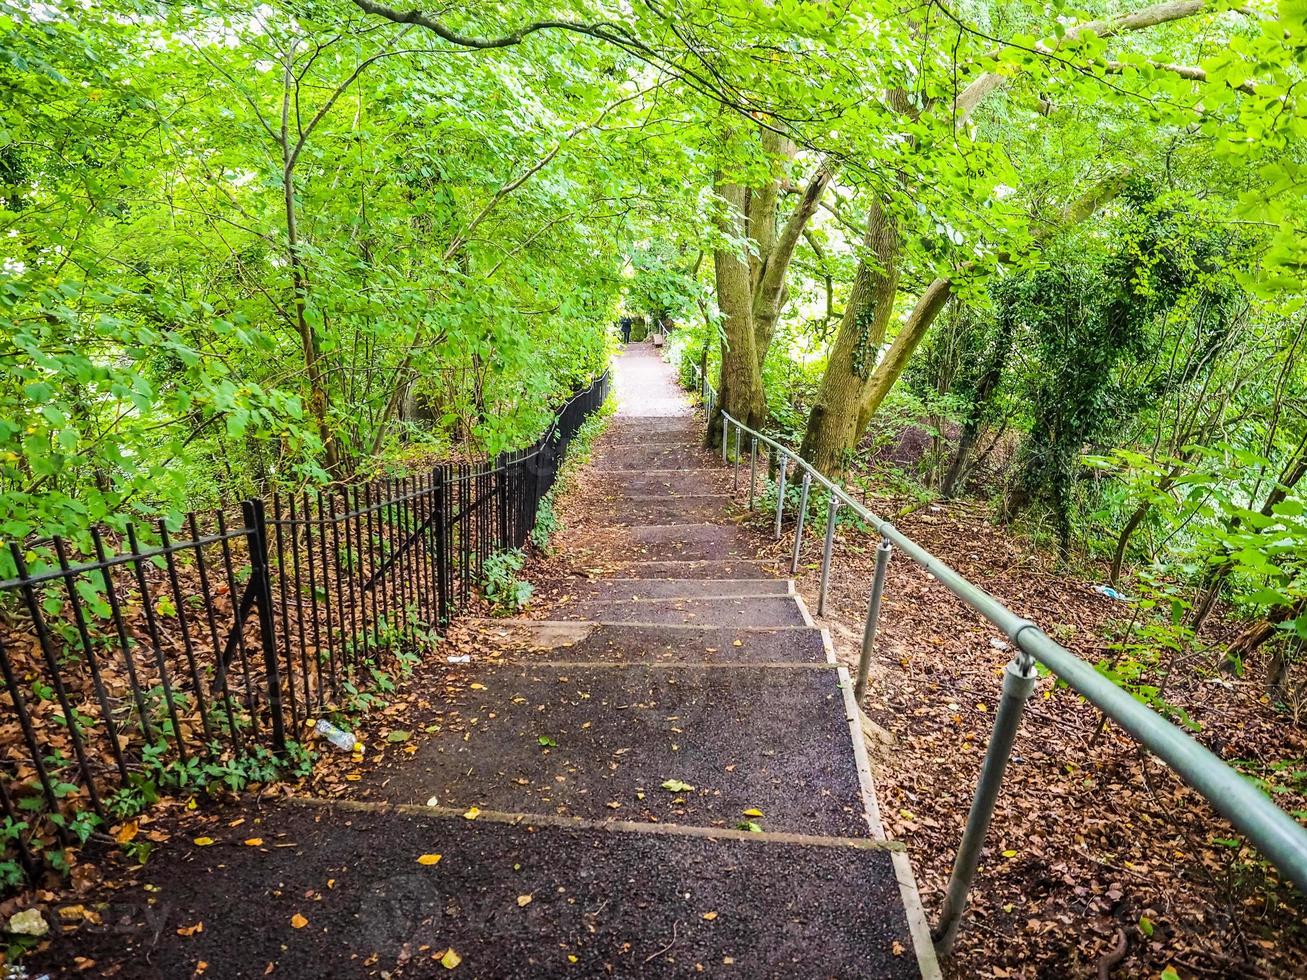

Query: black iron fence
<box><xmin>0</xmin><ymin>372</ymin><xmax>608</xmax><ymax>885</ymax></box>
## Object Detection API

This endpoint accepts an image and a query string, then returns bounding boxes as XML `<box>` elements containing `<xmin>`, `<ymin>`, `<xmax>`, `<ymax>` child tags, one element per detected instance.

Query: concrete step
<box><xmin>342</xmin><ymin>662</ymin><xmax>868</xmax><ymax>838</ymax></box>
<box><xmin>585</xmin><ymin>494</ymin><xmax>732</xmax><ymax>525</ymax></box>
<box><xmin>534</xmin><ymin>578</ymin><xmax>793</xmax><ymax>601</ymax></box>
<box><xmin>606</xmin><ymin>416</ymin><xmax>704</xmax><ymax>435</ymax></box>
<box><xmin>597</xmin><ymin>448</ymin><xmax>721</xmax><ymax>471</ymax></box>
<box><xmin>543</xmin><ymin>595</ymin><xmax>809</xmax><ymax>628</ymax></box>
<box><xmin>43</xmin><ymin>801</ymin><xmax>920</xmax><ymax>979</ymax></box>
<box><xmin>593</xmin><ymin>559</ymin><xmax>779</xmax><ymax>579</ymax></box>
<box><xmin>471</xmin><ymin>621</ymin><xmax>830</xmax><ymax>664</ymax></box>
<box><xmin>590</xmin><ymin>469</ymin><xmax>728</xmax><ymax>496</ymax></box>
<box><xmin>572</xmin><ymin>523</ymin><xmax>759</xmax><ymax>562</ymax></box>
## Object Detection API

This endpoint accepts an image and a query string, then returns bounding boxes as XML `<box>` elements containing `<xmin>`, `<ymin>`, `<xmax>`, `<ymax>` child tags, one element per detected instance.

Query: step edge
<box><xmin>282</xmin><ymin>795</ymin><xmax>904</xmax><ymax>852</ymax></box>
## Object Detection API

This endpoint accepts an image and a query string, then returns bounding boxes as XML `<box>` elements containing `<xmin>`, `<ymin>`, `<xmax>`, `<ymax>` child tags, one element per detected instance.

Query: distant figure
<box><xmin>620</xmin><ymin>315</ymin><xmax>632</xmax><ymax>343</ymax></box>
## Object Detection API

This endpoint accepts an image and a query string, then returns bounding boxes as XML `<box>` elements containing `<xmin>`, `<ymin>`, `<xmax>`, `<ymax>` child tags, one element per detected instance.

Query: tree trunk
<box><xmin>1222</xmin><ymin>597</ymin><xmax>1305</xmax><ymax>676</ymax></box>
<box><xmin>798</xmin><ymin>197</ymin><xmax>901</xmax><ymax>475</ymax></box>
<box><xmin>709</xmin><ymin>180</ymin><xmax>765</xmax><ymax>446</ymax></box>
<box><xmin>940</xmin><ymin>311</ymin><xmax>1017</xmax><ymax>498</ymax></box>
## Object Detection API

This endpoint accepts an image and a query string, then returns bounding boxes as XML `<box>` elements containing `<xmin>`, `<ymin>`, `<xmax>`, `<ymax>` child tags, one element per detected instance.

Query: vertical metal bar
<box><xmin>733</xmin><ymin>423</ymin><xmax>742</xmax><ymax>489</ymax></box>
<box><xmin>242</xmin><ymin>499</ymin><xmax>287</xmax><ymax>755</ymax></box>
<box><xmin>434</xmin><ymin>469</ymin><xmax>449</xmax><ymax>624</ymax></box>
<box><xmin>214</xmin><ymin>512</ymin><xmax>259</xmax><ymax>735</ymax></box>
<box><xmin>269</xmin><ymin>495</ymin><xmax>299</xmax><ymax>733</ymax></box>
<box><xmin>286</xmin><ymin>495</ymin><xmax>313</xmax><ymax>713</ymax></box>
<box><xmin>325</xmin><ymin>493</ymin><xmax>345</xmax><ymax>682</ymax></box>
<box><xmin>53</xmin><ymin>536</ymin><xmax>131</xmax><ymax>781</ymax></box>
<box><xmin>124</xmin><ymin>524</ymin><xmax>189</xmax><ymax>762</ymax></box>
<box><xmin>748</xmin><ymin>436</ymin><xmax>758</xmax><ymax>510</ymax></box>
<box><xmin>187</xmin><ymin>514</ymin><xmax>244</xmax><ymax>756</ymax></box>
<box><xmin>316</xmin><ymin>492</ymin><xmax>339</xmax><ymax>695</ymax></box>
<box><xmin>933</xmin><ymin>651</ymin><xmax>1038</xmax><ymax>955</ymax></box>
<box><xmin>303</xmin><ymin>493</ymin><xmax>329</xmax><ymax>699</ymax></box>
<box><xmin>91</xmin><ymin>528</ymin><xmax>155</xmax><ymax>744</ymax></box>
<box><xmin>0</xmin><ymin>634</ymin><xmax>66</xmax><ymax>844</ymax></box>
<box><xmin>9</xmin><ymin>544</ymin><xmax>105</xmax><ymax>816</ymax></box>
<box><xmin>774</xmin><ymin>452</ymin><xmax>788</xmax><ymax>540</ymax></box>
<box><xmin>721</xmin><ymin>416</ymin><xmax>729</xmax><ymax>464</ymax></box>
<box><xmin>790</xmin><ymin>472</ymin><xmax>811</xmax><ymax>576</ymax></box>
<box><xmin>818</xmin><ymin>493</ymin><xmax>839</xmax><ymax>616</ymax></box>
<box><xmin>854</xmin><ymin>539</ymin><xmax>894</xmax><ymax>704</ymax></box>
<box><xmin>157</xmin><ymin>522</ymin><xmax>214</xmax><ymax>745</ymax></box>
<box><xmin>364</xmin><ymin>481</ymin><xmax>384</xmax><ymax>651</ymax></box>
<box><xmin>341</xmin><ymin>486</ymin><xmax>363</xmax><ymax>671</ymax></box>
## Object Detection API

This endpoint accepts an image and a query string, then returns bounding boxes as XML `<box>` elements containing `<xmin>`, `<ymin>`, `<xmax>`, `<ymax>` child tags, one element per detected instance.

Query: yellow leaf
<box><xmin>417</xmin><ymin>853</ymin><xmax>443</xmax><ymax>866</ymax></box>
<box><xmin>462</xmin><ymin>806</ymin><xmax>480</xmax><ymax>820</ymax></box>
<box><xmin>114</xmin><ymin>820</ymin><xmax>139</xmax><ymax>844</ymax></box>
<box><xmin>470</xmin><ymin>683</ymin><xmax>486</xmax><ymax>690</ymax></box>
<box><xmin>732</xmin><ymin>639</ymin><xmax>743</xmax><ymax>647</ymax></box>
<box><xmin>702</xmin><ymin>911</ymin><xmax>718</xmax><ymax>921</ymax></box>
<box><xmin>244</xmin><ymin>838</ymin><xmax>264</xmax><ymax>847</ymax></box>
<box><xmin>440</xmin><ymin>948</ymin><xmax>462</xmax><ymax>969</ymax></box>
<box><xmin>742</xmin><ymin>808</ymin><xmax>763</xmax><ymax>818</ymax></box>
<box><xmin>192</xmin><ymin>836</ymin><xmax>215</xmax><ymax>847</ymax></box>
<box><xmin>177</xmin><ymin>922</ymin><xmax>203</xmax><ymax>937</ymax></box>
<box><xmin>1002</xmin><ymin>849</ymin><xmax>1018</xmax><ymax>858</ymax></box>
<box><xmin>567</xmin><ymin>955</ymin><xmax>578</xmax><ymax>964</ymax></box>
<box><xmin>517</xmin><ymin>894</ymin><xmax>532</xmax><ymax>907</ymax></box>
<box><xmin>290</xmin><ymin>914</ymin><xmax>308</xmax><ymax>929</ymax></box>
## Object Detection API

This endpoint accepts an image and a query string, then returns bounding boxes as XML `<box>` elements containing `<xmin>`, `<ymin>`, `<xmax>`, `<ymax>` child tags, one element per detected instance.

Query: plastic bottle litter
<box><xmin>1092</xmin><ymin>584</ymin><xmax>1130</xmax><ymax>602</ymax></box>
<box><xmin>315</xmin><ymin>719</ymin><xmax>357</xmax><ymax>753</ymax></box>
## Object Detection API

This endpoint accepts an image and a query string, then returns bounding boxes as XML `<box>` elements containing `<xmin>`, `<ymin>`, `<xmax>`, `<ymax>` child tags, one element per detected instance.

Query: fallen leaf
<box><xmin>387</xmin><ymin>730</ymin><xmax>411</xmax><ymax>743</ymax></box>
<box><xmin>440</xmin><ymin>948</ymin><xmax>462</xmax><ymax>969</ymax></box>
<box><xmin>463</xmin><ymin>806</ymin><xmax>481</xmax><ymax>820</ymax></box>
<box><xmin>517</xmin><ymin>894</ymin><xmax>533</xmax><ymax>907</ymax></box>
<box><xmin>660</xmin><ymin>779</ymin><xmax>694</xmax><ymax>793</ymax></box>
<box><xmin>177</xmin><ymin>922</ymin><xmax>204</xmax><ymax>937</ymax></box>
<box><xmin>290</xmin><ymin>914</ymin><xmax>308</xmax><ymax>929</ymax></box>
<box><xmin>742</xmin><ymin>808</ymin><xmax>763</xmax><ymax>817</ymax></box>
<box><xmin>192</xmin><ymin>837</ymin><xmax>215</xmax><ymax>847</ymax></box>
<box><xmin>114</xmin><ymin>821</ymin><xmax>139</xmax><ymax>844</ymax></box>
<box><xmin>245</xmin><ymin>838</ymin><xmax>264</xmax><ymax>847</ymax></box>
<box><xmin>702</xmin><ymin>911</ymin><xmax>718</xmax><ymax>921</ymax></box>
<box><xmin>418</xmin><ymin>854</ymin><xmax>443</xmax><ymax>866</ymax></box>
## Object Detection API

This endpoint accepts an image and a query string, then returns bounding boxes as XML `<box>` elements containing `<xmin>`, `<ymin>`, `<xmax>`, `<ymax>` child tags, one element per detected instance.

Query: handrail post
<box><xmin>790</xmin><ymin>472</ymin><xmax>811</xmax><ymax>575</ymax></box>
<box><xmin>748</xmin><ymin>437</ymin><xmax>758</xmax><ymax>510</ymax></box>
<box><xmin>854</xmin><ymin>538</ymin><xmax>893</xmax><ymax>703</ymax></box>
<box><xmin>733</xmin><ymin>423</ymin><xmax>742</xmax><ymax>489</ymax></box>
<box><xmin>933</xmin><ymin>648</ymin><xmax>1038</xmax><ymax>956</ymax></box>
<box><xmin>721</xmin><ymin>415</ymin><xmax>729</xmax><ymax>464</ymax></box>
<box><xmin>818</xmin><ymin>492</ymin><xmax>839</xmax><ymax>615</ymax></box>
<box><xmin>773</xmin><ymin>451</ymin><xmax>788</xmax><ymax>540</ymax></box>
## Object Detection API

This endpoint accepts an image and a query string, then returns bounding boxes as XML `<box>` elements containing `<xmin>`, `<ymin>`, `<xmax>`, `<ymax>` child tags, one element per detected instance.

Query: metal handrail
<box><xmin>687</xmin><ymin>362</ymin><xmax>1307</xmax><ymax>955</ymax></box>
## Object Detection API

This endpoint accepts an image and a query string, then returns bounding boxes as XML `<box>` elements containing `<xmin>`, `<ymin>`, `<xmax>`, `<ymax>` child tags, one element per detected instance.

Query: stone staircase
<box><xmin>38</xmin><ymin>346</ymin><xmax>937</xmax><ymax>979</ymax></box>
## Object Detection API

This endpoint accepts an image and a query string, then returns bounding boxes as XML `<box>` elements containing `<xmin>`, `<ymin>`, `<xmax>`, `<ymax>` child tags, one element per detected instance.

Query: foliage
<box><xmin>482</xmin><ymin>549</ymin><xmax>533</xmax><ymax>612</ymax></box>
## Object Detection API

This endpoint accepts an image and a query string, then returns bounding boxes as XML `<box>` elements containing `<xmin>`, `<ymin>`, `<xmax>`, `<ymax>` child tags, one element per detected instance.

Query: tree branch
<box><xmin>951</xmin><ymin>0</ymin><xmax>1218</xmax><ymax>127</ymax></box>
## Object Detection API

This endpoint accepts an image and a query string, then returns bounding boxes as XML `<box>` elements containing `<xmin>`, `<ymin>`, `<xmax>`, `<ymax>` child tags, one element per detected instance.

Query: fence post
<box><xmin>242</xmin><ymin>498</ymin><xmax>287</xmax><ymax>755</ymax></box>
<box><xmin>854</xmin><ymin>538</ymin><xmax>893</xmax><ymax>703</ymax></box>
<box><xmin>790</xmin><ymin>471</ymin><xmax>811</xmax><ymax>576</ymax></box>
<box><xmin>774</xmin><ymin>451</ymin><xmax>788</xmax><ymax>541</ymax></box>
<box><xmin>721</xmin><ymin>416</ymin><xmax>729</xmax><ymax>464</ymax></box>
<box><xmin>818</xmin><ymin>493</ymin><xmax>839</xmax><ymax>616</ymax></box>
<box><xmin>933</xmin><ymin>646</ymin><xmax>1038</xmax><ymax>955</ymax></box>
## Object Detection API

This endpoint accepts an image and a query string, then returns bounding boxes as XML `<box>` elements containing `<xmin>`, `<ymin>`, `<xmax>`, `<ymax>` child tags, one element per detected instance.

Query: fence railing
<box><xmin>686</xmin><ymin>359</ymin><xmax>1307</xmax><ymax>955</ymax></box>
<box><xmin>0</xmin><ymin>372</ymin><xmax>608</xmax><ymax>885</ymax></box>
